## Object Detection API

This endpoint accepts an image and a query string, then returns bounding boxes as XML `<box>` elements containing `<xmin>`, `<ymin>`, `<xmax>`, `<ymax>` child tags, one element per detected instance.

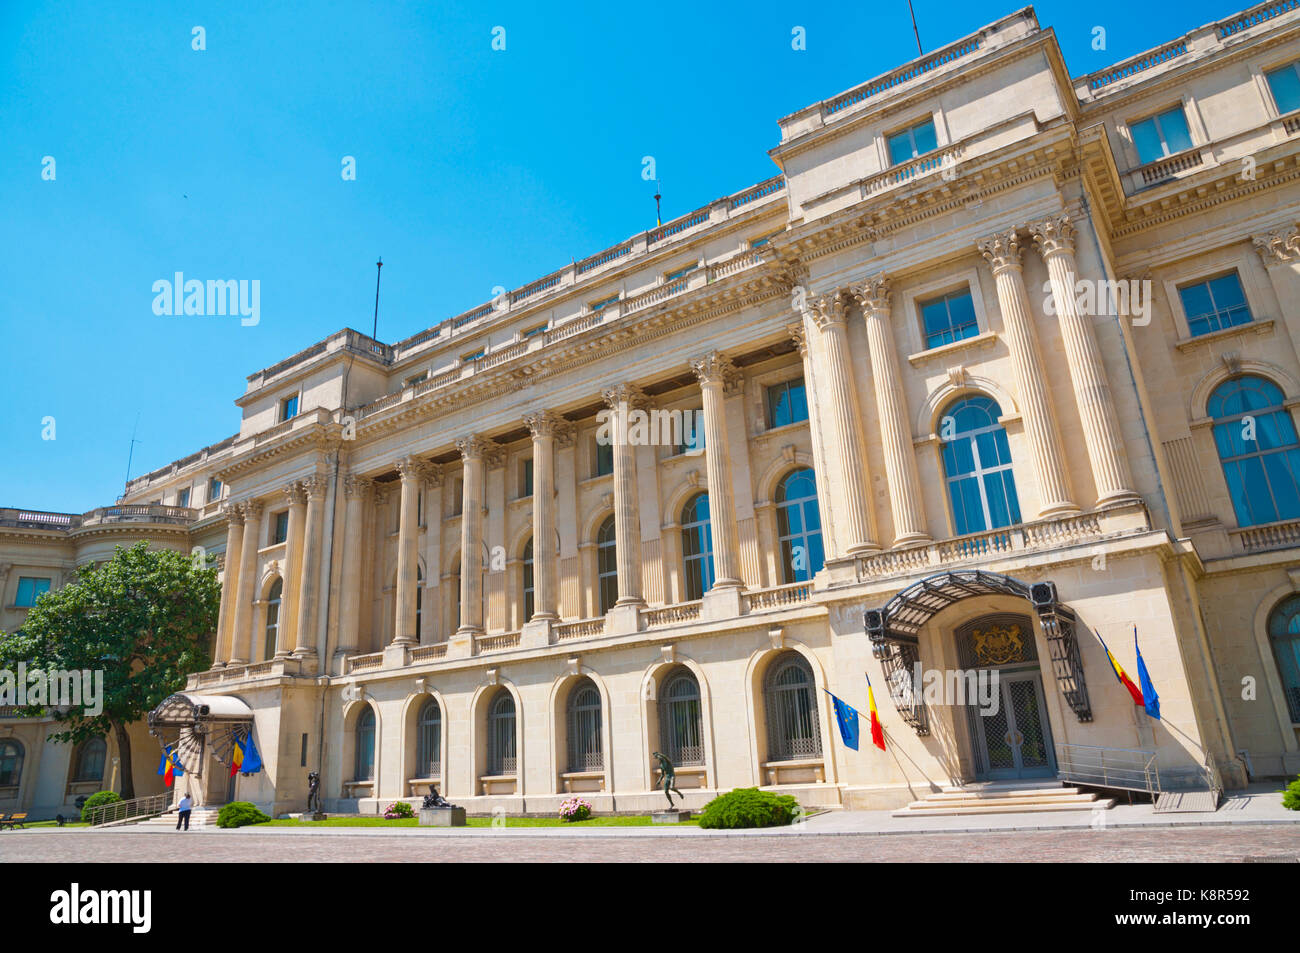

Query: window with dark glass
<box><xmin>764</xmin><ymin>653</ymin><xmax>822</xmax><ymax>761</ymax></box>
<box><xmin>354</xmin><ymin>707</ymin><xmax>376</xmax><ymax>781</ymax></box>
<box><xmin>273</xmin><ymin>511</ymin><xmax>289</xmax><ymax>545</ymax></box>
<box><xmin>0</xmin><ymin>740</ymin><xmax>23</xmax><ymax>787</ymax></box>
<box><xmin>676</xmin><ymin>409</ymin><xmax>705</xmax><ymax>455</ymax></box>
<box><xmin>1179</xmin><ymin>273</ymin><xmax>1252</xmax><ymax>337</ymax></box>
<box><xmin>416</xmin><ymin>699</ymin><xmax>441</xmax><ymax>778</ymax></box>
<box><xmin>766</xmin><ymin>379</ymin><xmax>809</xmax><ymax>429</ymax></box>
<box><xmin>597</xmin><ymin>517</ymin><xmax>618</xmax><ymax>614</ymax></box>
<box><xmin>659</xmin><ymin>669</ymin><xmax>704</xmax><ymax>766</ymax></box>
<box><xmin>594</xmin><ymin>436</ymin><xmax>614</xmax><ymax>477</ymax></box>
<box><xmin>920</xmin><ymin>289</ymin><xmax>979</xmax><ymax>349</ymax></box>
<box><xmin>264</xmin><ymin>578</ymin><xmax>282</xmax><ymax>660</ymax></box>
<box><xmin>280</xmin><ymin>394</ymin><xmax>299</xmax><ymax>421</ymax></box>
<box><xmin>1266</xmin><ymin>61</ymin><xmax>1300</xmax><ymax>114</ymax></box>
<box><xmin>566</xmin><ymin>679</ymin><xmax>603</xmax><ymax>771</ymax></box>
<box><xmin>887</xmin><ymin>117</ymin><xmax>938</xmax><ymax>166</ymax></box>
<box><xmin>681</xmin><ymin>493</ymin><xmax>716</xmax><ymax>600</ymax></box>
<box><xmin>522</xmin><ymin>537</ymin><xmax>535</xmax><ymax>622</ymax></box>
<box><xmin>487</xmin><ymin>691</ymin><xmax>517</xmax><ymax>775</ymax></box>
<box><xmin>1267</xmin><ymin>595</ymin><xmax>1300</xmax><ymax>723</ymax></box>
<box><xmin>521</xmin><ymin>458</ymin><xmax>534</xmax><ymax>497</ymax></box>
<box><xmin>73</xmin><ymin>737</ymin><xmax>107</xmax><ymax>782</ymax></box>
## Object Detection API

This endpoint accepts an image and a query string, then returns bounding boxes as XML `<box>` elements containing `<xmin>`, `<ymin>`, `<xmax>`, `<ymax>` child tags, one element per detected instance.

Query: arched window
<box><xmin>596</xmin><ymin>516</ymin><xmax>618</xmax><ymax>615</ymax></box>
<box><xmin>1267</xmin><ymin>595</ymin><xmax>1300</xmax><ymax>723</ymax></box>
<box><xmin>354</xmin><ymin>706</ymin><xmax>376</xmax><ymax>782</ymax></box>
<box><xmin>73</xmin><ymin>737</ymin><xmax>107</xmax><ymax>782</ymax></box>
<box><xmin>487</xmin><ymin>691</ymin><xmax>518</xmax><ymax>775</ymax></box>
<box><xmin>263</xmin><ymin>578</ymin><xmax>282</xmax><ymax>661</ymax></box>
<box><xmin>566</xmin><ymin>678</ymin><xmax>603</xmax><ymax>772</ymax></box>
<box><xmin>1209</xmin><ymin>376</ymin><xmax>1300</xmax><ymax>527</ymax></box>
<box><xmin>522</xmin><ymin>537</ymin><xmax>535</xmax><ymax>623</ymax></box>
<box><xmin>776</xmin><ymin>468</ymin><xmax>824</xmax><ymax>583</ymax></box>
<box><xmin>764</xmin><ymin>653</ymin><xmax>822</xmax><ymax>762</ymax></box>
<box><xmin>416</xmin><ymin>699</ymin><xmax>442</xmax><ymax>779</ymax></box>
<box><xmin>659</xmin><ymin>669</ymin><xmax>704</xmax><ymax>766</ymax></box>
<box><xmin>0</xmin><ymin>740</ymin><xmax>24</xmax><ymax>787</ymax></box>
<box><xmin>681</xmin><ymin>493</ymin><xmax>715</xmax><ymax>600</ymax></box>
<box><xmin>939</xmin><ymin>395</ymin><xmax>1021</xmax><ymax>535</ymax></box>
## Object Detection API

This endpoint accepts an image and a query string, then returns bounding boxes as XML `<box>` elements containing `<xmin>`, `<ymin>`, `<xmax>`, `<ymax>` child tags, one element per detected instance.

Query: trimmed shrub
<box><xmin>698</xmin><ymin>788</ymin><xmax>800</xmax><ymax>829</ymax></box>
<box><xmin>384</xmin><ymin>801</ymin><xmax>415</xmax><ymax>819</ymax></box>
<box><xmin>216</xmin><ymin>801</ymin><xmax>271</xmax><ymax>828</ymax></box>
<box><xmin>80</xmin><ymin>790</ymin><xmax>122</xmax><ymax>823</ymax></box>
<box><xmin>1284</xmin><ymin>776</ymin><xmax>1300</xmax><ymax>811</ymax></box>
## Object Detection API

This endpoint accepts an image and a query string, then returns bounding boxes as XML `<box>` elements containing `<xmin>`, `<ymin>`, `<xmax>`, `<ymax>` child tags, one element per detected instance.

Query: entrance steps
<box><xmin>122</xmin><ymin>807</ymin><xmax>223</xmax><ymax>830</ymax></box>
<box><xmin>892</xmin><ymin>781</ymin><xmax>1115</xmax><ymax>817</ymax></box>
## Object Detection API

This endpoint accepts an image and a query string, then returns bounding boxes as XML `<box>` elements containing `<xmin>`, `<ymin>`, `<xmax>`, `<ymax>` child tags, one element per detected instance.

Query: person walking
<box><xmin>176</xmin><ymin>793</ymin><xmax>193</xmax><ymax>831</ymax></box>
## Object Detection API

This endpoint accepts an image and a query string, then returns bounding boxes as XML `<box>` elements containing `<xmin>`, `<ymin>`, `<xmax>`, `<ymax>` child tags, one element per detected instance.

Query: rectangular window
<box><xmin>590</xmin><ymin>293</ymin><xmax>620</xmax><ymax>313</ymax></box>
<box><xmin>750</xmin><ymin>230</ymin><xmax>782</xmax><ymax>248</ymax></box>
<box><xmin>1179</xmin><ymin>272</ymin><xmax>1253</xmax><ymax>337</ymax></box>
<box><xmin>594</xmin><ymin>437</ymin><xmax>614</xmax><ymax>477</ymax></box>
<box><xmin>461</xmin><ymin>348</ymin><xmax>485</xmax><ymax>363</ymax></box>
<box><xmin>280</xmin><ymin>394</ymin><xmax>299</xmax><ymax>422</ymax></box>
<box><xmin>300</xmin><ymin>733</ymin><xmax>308</xmax><ymax>768</ymax></box>
<box><xmin>521</xmin><ymin>323</ymin><xmax>546</xmax><ymax>339</ymax></box>
<box><xmin>1266</xmin><ymin>61</ymin><xmax>1300</xmax><ymax>114</ymax></box>
<box><xmin>14</xmin><ymin>577</ymin><xmax>51</xmax><ymax>608</ymax></box>
<box><xmin>273</xmin><ymin>511</ymin><xmax>289</xmax><ymax>545</ymax></box>
<box><xmin>920</xmin><ymin>289</ymin><xmax>979</xmax><ymax>349</ymax></box>
<box><xmin>887</xmin><ymin>117</ymin><xmax>938</xmax><ymax>166</ymax></box>
<box><xmin>521</xmin><ymin>458</ymin><xmax>534</xmax><ymax>497</ymax></box>
<box><xmin>675</xmin><ymin>409</ymin><xmax>706</xmax><ymax>455</ymax></box>
<box><xmin>1130</xmin><ymin>106</ymin><xmax>1194</xmax><ymax>164</ymax></box>
<box><xmin>451</xmin><ymin>477</ymin><xmax>464</xmax><ymax>516</ymax></box>
<box><xmin>176</xmin><ymin>488</ymin><xmax>190</xmax><ymax>508</ymax></box>
<box><xmin>766</xmin><ymin>380</ymin><xmax>809</xmax><ymax>429</ymax></box>
<box><xmin>208</xmin><ymin>476</ymin><xmax>223</xmax><ymax>502</ymax></box>
<box><xmin>405</xmin><ymin>371</ymin><xmax>428</xmax><ymax>388</ymax></box>
<box><xmin>665</xmin><ymin>263</ymin><xmax>698</xmax><ymax>282</ymax></box>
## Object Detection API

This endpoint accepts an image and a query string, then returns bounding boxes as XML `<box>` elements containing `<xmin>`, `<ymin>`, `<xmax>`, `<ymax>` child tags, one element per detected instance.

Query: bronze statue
<box><xmin>306</xmin><ymin>771</ymin><xmax>321</xmax><ymax>813</ymax></box>
<box><xmin>652</xmin><ymin>751</ymin><xmax>683</xmax><ymax>808</ymax></box>
<box><xmin>422</xmin><ymin>786</ymin><xmax>454</xmax><ymax>809</ymax></box>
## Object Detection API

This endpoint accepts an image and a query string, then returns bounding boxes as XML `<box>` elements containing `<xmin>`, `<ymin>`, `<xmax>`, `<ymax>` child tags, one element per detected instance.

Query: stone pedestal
<box><xmin>651</xmin><ymin>809</ymin><xmax>692</xmax><ymax>824</ymax></box>
<box><xmin>419</xmin><ymin>806</ymin><xmax>467</xmax><ymax>827</ymax></box>
<box><xmin>298</xmin><ymin>812</ymin><xmax>328</xmax><ymax>823</ymax></box>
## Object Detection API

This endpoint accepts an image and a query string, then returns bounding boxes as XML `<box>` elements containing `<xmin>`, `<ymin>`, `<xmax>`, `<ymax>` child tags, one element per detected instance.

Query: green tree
<box><xmin>0</xmin><ymin>541</ymin><xmax>218</xmax><ymax>799</ymax></box>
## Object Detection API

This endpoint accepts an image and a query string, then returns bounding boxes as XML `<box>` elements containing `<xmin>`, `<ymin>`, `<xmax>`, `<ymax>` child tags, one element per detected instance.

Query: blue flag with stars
<box><xmin>824</xmin><ymin>689</ymin><xmax>860</xmax><ymax>751</ymax></box>
<box><xmin>1135</xmin><ymin>628</ymin><xmax>1160</xmax><ymax>720</ymax></box>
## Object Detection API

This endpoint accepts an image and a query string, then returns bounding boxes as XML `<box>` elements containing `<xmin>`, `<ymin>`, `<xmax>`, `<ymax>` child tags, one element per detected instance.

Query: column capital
<box><xmin>241</xmin><ymin>499</ymin><xmax>264</xmax><ymax>520</ymax></box>
<box><xmin>1028</xmin><ymin>214</ymin><xmax>1077</xmax><ymax>261</ymax></box>
<box><xmin>601</xmin><ymin>383</ymin><xmax>650</xmax><ymax>411</ymax></box>
<box><xmin>808</xmin><ymin>292</ymin><xmax>848</xmax><ymax>330</ymax></box>
<box><xmin>978</xmin><ymin>228</ymin><xmax>1025</xmax><ymax>274</ymax></box>
<box><xmin>786</xmin><ymin>321</ymin><xmax>807</xmax><ymax>356</ymax></box>
<box><xmin>395</xmin><ymin>455</ymin><xmax>429</xmax><ymax>481</ymax></box>
<box><xmin>689</xmin><ymin>351</ymin><xmax>742</xmax><ymax>395</ymax></box>
<box><xmin>283</xmin><ymin>481</ymin><xmax>308</xmax><ymax>506</ymax></box>
<box><xmin>523</xmin><ymin>410</ymin><xmax>566</xmax><ymax>438</ymax></box>
<box><xmin>301</xmin><ymin>475</ymin><xmax>329</xmax><ymax>500</ymax></box>
<box><xmin>223</xmin><ymin>501</ymin><xmax>245</xmax><ymax>525</ymax></box>
<box><xmin>455</xmin><ymin>434</ymin><xmax>495</xmax><ymax>461</ymax></box>
<box><xmin>423</xmin><ymin>463</ymin><xmax>445</xmax><ymax>487</ymax></box>
<box><xmin>1253</xmin><ymin>224</ymin><xmax>1300</xmax><ymax>265</ymax></box>
<box><xmin>850</xmin><ymin>276</ymin><xmax>891</xmax><ymax>313</ymax></box>
<box><xmin>344</xmin><ymin>474</ymin><xmax>374</xmax><ymax>498</ymax></box>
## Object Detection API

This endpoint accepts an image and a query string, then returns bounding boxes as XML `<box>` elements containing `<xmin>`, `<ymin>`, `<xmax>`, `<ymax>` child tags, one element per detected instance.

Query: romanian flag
<box><xmin>824</xmin><ymin>689</ymin><xmax>860</xmax><ymax>751</ymax></box>
<box><xmin>865</xmin><ymin>672</ymin><xmax>886</xmax><ymax>752</ymax></box>
<box><xmin>1134</xmin><ymin>627</ymin><xmax>1161</xmax><ymax>720</ymax></box>
<box><xmin>1097</xmin><ymin>629</ymin><xmax>1145</xmax><ymax>707</ymax></box>
<box><xmin>156</xmin><ymin>745</ymin><xmax>182</xmax><ymax>787</ymax></box>
<box><xmin>229</xmin><ymin>734</ymin><xmax>245</xmax><ymax>777</ymax></box>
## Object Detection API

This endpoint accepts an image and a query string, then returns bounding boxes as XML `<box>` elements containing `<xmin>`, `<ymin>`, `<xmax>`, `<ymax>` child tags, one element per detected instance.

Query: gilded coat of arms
<box><xmin>971</xmin><ymin>623</ymin><xmax>1026</xmax><ymax>666</ymax></box>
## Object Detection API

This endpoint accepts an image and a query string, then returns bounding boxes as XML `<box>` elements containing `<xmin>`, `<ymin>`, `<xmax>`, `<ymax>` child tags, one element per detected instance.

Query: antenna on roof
<box><xmin>124</xmin><ymin>412</ymin><xmax>142</xmax><ymax>485</ymax></box>
<box><xmin>372</xmin><ymin>256</ymin><xmax>383</xmax><ymax>340</ymax></box>
<box><xmin>907</xmin><ymin>0</ymin><xmax>923</xmax><ymax>55</ymax></box>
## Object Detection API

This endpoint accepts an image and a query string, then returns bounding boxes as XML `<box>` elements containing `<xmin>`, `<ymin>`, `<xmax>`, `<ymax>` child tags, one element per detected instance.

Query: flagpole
<box><xmin>907</xmin><ymin>0</ymin><xmax>923</xmax><ymax>55</ymax></box>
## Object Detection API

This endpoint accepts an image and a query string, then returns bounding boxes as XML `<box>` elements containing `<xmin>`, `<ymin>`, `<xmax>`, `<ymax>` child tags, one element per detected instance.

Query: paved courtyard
<box><xmin>3</xmin><ymin>823</ymin><xmax>1299</xmax><ymax>863</ymax></box>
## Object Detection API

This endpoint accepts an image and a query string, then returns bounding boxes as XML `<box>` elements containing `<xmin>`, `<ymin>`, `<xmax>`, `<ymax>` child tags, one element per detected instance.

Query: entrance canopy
<box><xmin>148</xmin><ymin>692</ymin><xmax>253</xmax><ymax>727</ymax></box>
<box><xmin>147</xmin><ymin>692</ymin><xmax>254</xmax><ymax>776</ymax></box>
<box><xmin>864</xmin><ymin>570</ymin><xmax>1092</xmax><ymax>736</ymax></box>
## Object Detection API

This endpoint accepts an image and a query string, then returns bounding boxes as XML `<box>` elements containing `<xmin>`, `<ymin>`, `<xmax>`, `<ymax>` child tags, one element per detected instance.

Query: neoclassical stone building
<box><xmin>7</xmin><ymin>2</ymin><xmax>1300</xmax><ymax>817</ymax></box>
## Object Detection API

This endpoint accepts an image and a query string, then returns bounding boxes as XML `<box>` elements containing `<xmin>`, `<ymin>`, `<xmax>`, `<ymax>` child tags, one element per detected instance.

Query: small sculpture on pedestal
<box><xmin>418</xmin><ymin>785</ymin><xmax>466</xmax><ymax>826</ymax></box>
<box><xmin>421</xmin><ymin>786</ymin><xmax>456</xmax><ymax>809</ymax></box>
<box><xmin>652</xmin><ymin>751</ymin><xmax>684</xmax><ymax>809</ymax></box>
<box><xmin>306</xmin><ymin>771</ymin><xmax>322</xmax><ymax>814</ymax></box>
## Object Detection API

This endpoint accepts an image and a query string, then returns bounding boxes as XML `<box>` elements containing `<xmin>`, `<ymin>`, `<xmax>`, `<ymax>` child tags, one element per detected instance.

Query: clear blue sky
<box><xmin>0</xmin><ymin>0</ymin><xmax>1243</xmax><ymax>512</ymax></box>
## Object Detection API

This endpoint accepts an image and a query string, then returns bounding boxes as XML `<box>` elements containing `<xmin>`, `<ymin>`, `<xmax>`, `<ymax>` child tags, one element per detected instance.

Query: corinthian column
<box><xmin>851</xmin><ymin>277</ymin><xmax>929</xmax><ymax>544</ymax></box>
<box><xmin>456</xmin><ymin>436</ymin><xmax>490</xmax><ymax>634</ymax></box>
<box><xmin>393</xmin><ymin>456</ymin><xmax>425</xmax><ymax>645</ymax></box>
<box><xmin>277</xmin><ymin>481</ymin><xmax>307</xmax><ymax>658</ymax></box>
<box><xmin>523</xmin><ymin>412</ymin><xmax>561</xmax><ymax>620</ymax></box>
<box><xmin>808</xmin><ymin>293</ymin><xmax>878</xmax><ymax>554</ymax></box>
<box><xmin>215</xmin><ymin>503</ymin><xmax>244</xmax><ymax>667</ymax></box>
<box><xmin>978</xmin><ymin>228</ymin><xmax>1077</xmax><ymax>517</ymax></box>
<box><xmin>337</xmin><ymin>474</ymin><xmax>372</xmax><ymax>660</ymax></box>
<box><xmin>601</xmin><ymin>385</ymin><xmax>648</xmax><ymax>606</ymax></box>
<box><xmin>231</xmin><ymin>500</ymin><xmax>263</xmax><ymax>665</ymax></box>
<box><xmin>292</xmin><ymin>475</ymin><xmax>328</xmax><ymax>658</ymax></box>
<box><xmin>690</xmin><ymin>352</ymin><xmax>744</xmax><ymax>589</ymax></box>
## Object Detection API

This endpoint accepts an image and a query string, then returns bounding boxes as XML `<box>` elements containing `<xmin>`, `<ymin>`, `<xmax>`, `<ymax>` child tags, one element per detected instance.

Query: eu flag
<box><xmin>824</xmin><ymin>690</ymin><xmax>860</xmax><ymax>751</ymax></box>
<box><xmin>241</xmin><ymin>731</ymin><xmax>263</xmax><ymax>774</ymax></box>
<box><xmin>1134</xmin><ymin>629</ymin><xmax>1160</xmax><ymax>720</ymax></box>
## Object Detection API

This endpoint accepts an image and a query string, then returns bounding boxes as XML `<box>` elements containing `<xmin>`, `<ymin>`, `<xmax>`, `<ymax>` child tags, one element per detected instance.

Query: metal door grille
<box><xmin>764</xmin><ymin>654</ymin><xmax>823</xmax><ymax>761</ymax></box>
<box><xmin>416</xmin><ymin>699</ymin><xmax>442</xmax><ymax>778</ymax></box>
<box><xmin>487</xmin><ymin>693</ymin><xmax>517</xmax><ymax>775</ymax></box>
<box><xmin>567</xmin><ymin>681</ymin><xmax>603</xmax><ymax>771</ymax></box>
<box><xmin>659</xmin><ymin>671</ymin><xmax>704</xmax><ymax>766</ymax></box>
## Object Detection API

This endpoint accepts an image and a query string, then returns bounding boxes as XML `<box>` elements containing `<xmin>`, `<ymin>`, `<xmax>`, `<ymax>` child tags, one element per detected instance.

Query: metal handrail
<box><xmin>1055</xmin><ymin>742</ymin><xmax>1162</xmax><ymax>796</ymax></box>
<box><xmin>87</xmin><ymin>792</ymin><xmax>171</xmax><ymax>827</ymax></box>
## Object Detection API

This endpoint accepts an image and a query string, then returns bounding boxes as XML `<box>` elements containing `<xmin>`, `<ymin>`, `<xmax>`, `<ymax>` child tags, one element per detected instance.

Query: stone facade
<box><xmin>5</xmin><ymin>3</ymin><xmax>1300</xmax><ymax>819</ymax></box>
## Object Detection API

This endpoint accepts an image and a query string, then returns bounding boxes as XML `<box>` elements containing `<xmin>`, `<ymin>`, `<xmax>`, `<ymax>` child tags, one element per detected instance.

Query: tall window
<box><xmin>354</xmin><ymin>707</ymin><xmax>376</xmax><ymax>781</ymax></box>
<box><xmin>1267</xmin><ymin>595</ymin><xmax>1300</xmax><ymax>723</ymax></box>
<box><xmin>764</xmin><ymin>653</ymin><xmax>822</xmax><ymax>761</ymax></box>
<box><xmin>208</xmin><ymin>476</ymin><xmax>223</xmax><ymax>502</ymax></box>
<box><xmin>14</xmin><ymin>577</ymin><xmax>51</xmax><ymax>607</ymax></box>
<box><xmin>776</xmin><ymin>468</ymin><xmax>825</xmax><ymax>583</ymax></box>
<box><xmin>675</xmin><ymin>409</ymin><xmax>705</xmax><ymax>455</ymax></box>
<box><xmin>280</xmin><ymin>394</ymin><xmax>299</xmax><ymax>421</ymax></box>
<box><xmin>766</xmin><ymin>379</ymin><xmax>809</xmax><ymax>429</ymax></box>
<box><xmin>521</xmin><ymin>458</ymin><xmax>534</xmax><ymax>498</ymax></box>
<box><xmin>887</xmin><ymin>117</ymin><xmax>937</xmax><ymax>165</ymax></box>
<box><xmin>1130</xmin><ymin>106</ymin><xmax>1193</xmax><ymax>164</ymax></box>
<box><xmin>73</xmin><ymin>737</ymin><xmax>107</xmax><ymax>782</ymax></box>
<box><xmin>522</xmin><ymin>537</ymin><xmax>535</xmax><ymax>622</ymax></box>
<box><xmin>566</xmin><ymin>678</ymin><xmax>603</xmax><ymax>772</ymax></box>
<box><xmin>920</xmin><ymin>288</ymin><xmax>978</xmax><ymax>349</ymax></box>
<box><xmin>272</xmin><ymin>511</ymin><xmax>289</xmax><ymax>545</ymax></box>
<box><xmin>940</xmin><ymin>396</ymin><xmax>1022</xmax><ymax>535</ymax></box>
<box><xmin>1266</xmin><ymin>61</ymin><xmax>1300</xmax><ymax>114</ymax></box>
<box><xmin>416</xmin><ymin>699</ymin><xmax>442</xmax><ymax>778</ymax></box>
<box><xmin>1209</xmin><ymin>376</ymin><xmax>1300</xmax><ymax>527</ymax></box>
<box><xmin>596</xmin><ymin>517</ymin><xmax>618</xmax><ymax>614</ymax></box>
<box><xmin>594</xmin><ymin>436</ymin><xmax>614</xmax><ymax>477</ymax></box>
<box><xmin>487</xmin><ymin>691</ymin><xmax>518</xmax><ymax>775</ymax></box>
<box><xmin>0</xmin><ymin>740</ymin><xmax>24</xmax><ymax>787</ymax></box>
<box><xmin>681</xmin><ymin>493</ymin><xmax>715</xmax><ymax>600</ymax></box>
<box><xmin>1179</xmin><ymin>273</ymin><xmax>1252</xmax><ymax>337</ymax></box>
<box><xmin>264</xmin><ymin>578</ymin><xmax>282</xmax><ymax>660</ymax></box>
<box><xmin>177</xmin><ymin>488</ymin><xmax>190</xmax><ymax>508</ymax></box>
<box><xmin>659</xmin><ymin>669</ymin><xmax>704</xmax><ymax>766</ymax></box>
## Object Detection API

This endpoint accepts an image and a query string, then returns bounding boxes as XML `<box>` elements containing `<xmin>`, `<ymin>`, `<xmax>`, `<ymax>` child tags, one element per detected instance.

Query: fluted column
<box><xmin>277</xmin><ymin>482</ymin><xmax>307</xmax><ymax>658</ymax></box>
<box><xmin>337</xmin><ymin>475</ymin><xmax>372</xmax><ymax>659</ymax></box>
<box><xmin>214</xmin><ymin>504</ymin><xmax>244</xmax><ymax>667</ymax></box>
<box><xmin>978</xmin><ymin>228</ymin><xmax>1077</xmax><ymax>516</ymax></box>
<box><xmin>690</xmin><ymin>352</ymin><xmax>744</xmax><ymax>589</ymax></box>
<box><xmin>601</xmin><ymin>385</ymin><xmax>647</xmax><ymax>605</ymax></box>
<box><xmin>293</xmin><ymin>475</ymin><xmax>327</xmax><ymax>658</ymax></box>
<box><xmin>456</xmin><ymin>436</ymin><xmax>489</xmax><ymax>634</ymax></box>
<box><xmin>231</xmin><ymin>500</ymin><xmax>263</xmax><ymax>665</ymax></box>
<box><xmin>393</xmin><ymin>456</ymin><xmax>425</xmax><ymax>645</ymax></box>
<box><xmin>851</xmin><ymin>277</ymin><xmax>930</xmax><ymax>544</ymax></box>
<box><xmin>808</xmin><ymin>293</ymin><xmax>878</xmax><ymax>554</ymax></box>
<box><xmin>1029</xmin><ymin>215</ymin><xmax>1138</xmax><ymax>507</ymax></box>
<box><xmin>523</xmin><ymin>412</ymin><xmax>561</xmax><ymax>620</ymax></box>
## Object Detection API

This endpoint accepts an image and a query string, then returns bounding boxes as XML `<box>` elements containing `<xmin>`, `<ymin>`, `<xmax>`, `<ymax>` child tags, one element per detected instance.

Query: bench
<box><xmin>0</xmin><ymin>813</ymin><xmax>27</xmax><ymax>829</ymax></box>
